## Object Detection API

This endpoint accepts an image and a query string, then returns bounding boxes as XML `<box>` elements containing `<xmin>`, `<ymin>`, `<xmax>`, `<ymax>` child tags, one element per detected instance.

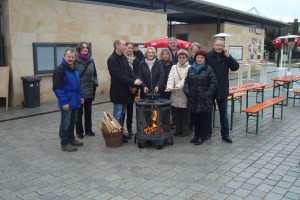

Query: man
<box><xmin>168</xmin><ymin>37</ymin><xmax>180</xmax><ymax>64</ymax></box>
<box><xmin>107</xmin><ymin>40</ymin><xmax>142</xmax><ymax>143</ymax></box>
<box><xmin>207</xmin><ymin>38</ymin><xmax>239</xmax><ymax>143</ymax></box>
<box><xmin>133</xmin><ymin>44</ymin><xmax>144</xmax><ymax>62</ymax></box>
<box><xmin>53</xmin><ymin>48</ymin><xmax>84</xmax><ymax>152</ymax></box>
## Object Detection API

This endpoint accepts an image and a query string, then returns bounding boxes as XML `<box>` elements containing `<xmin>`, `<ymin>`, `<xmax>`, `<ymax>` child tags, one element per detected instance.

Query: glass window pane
<box><xmin>37</xmin><ymin>47</ymin><xmax>55</xmax><ymax>71</ymax></box>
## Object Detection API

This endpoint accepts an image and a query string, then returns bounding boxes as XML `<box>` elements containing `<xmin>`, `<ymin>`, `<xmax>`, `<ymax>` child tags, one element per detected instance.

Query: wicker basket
<box><xmin>101</xmin><ymin>125</ymin><xmax>123</xmax><ymax>147</ymax></box>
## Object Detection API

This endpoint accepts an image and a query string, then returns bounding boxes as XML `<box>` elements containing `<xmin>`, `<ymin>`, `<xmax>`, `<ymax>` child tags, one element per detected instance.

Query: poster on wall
<box><xmin>229</xmin><ymin>46</ymin><xmax>243</xmax><ymax>60</ymax></box>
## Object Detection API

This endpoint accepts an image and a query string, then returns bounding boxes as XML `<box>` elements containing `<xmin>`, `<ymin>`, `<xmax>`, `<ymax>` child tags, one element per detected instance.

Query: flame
<box><xmin>143</xmin><ymin>111</ymin><xmax>164</xmax><ymax>135</ymax></box>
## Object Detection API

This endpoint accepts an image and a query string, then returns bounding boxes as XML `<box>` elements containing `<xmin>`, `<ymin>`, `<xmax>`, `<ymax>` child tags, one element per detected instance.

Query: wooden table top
<box><xmin>229</xmin><ymin>83</ymin><xmax>268</xmax><ymax>95</ymax></box>
<box><xmin>271</xmin><ymin>75</ymin><xmax>300</xmax><ymax>82</ymax></box>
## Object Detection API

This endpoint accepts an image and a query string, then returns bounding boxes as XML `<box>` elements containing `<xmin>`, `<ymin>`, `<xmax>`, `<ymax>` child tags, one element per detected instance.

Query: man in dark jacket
<box><xmin>133</xmin><ymin>44</ymin><xmax>144</xmax><ymax>62</ymax></box>
<box><xmin>207</xmin><ymin>38</ymin><xmax>239</xmax><ymax>143</ymax></box>
<box><xmin>53</xmin><ymin>48</ymin><xmax>84</xmax><ymax>152</ymax></box>
<box><xmin>107</xmin><ymin>40</ymin><xmax>142</xmax><ymax>142</ymax></box>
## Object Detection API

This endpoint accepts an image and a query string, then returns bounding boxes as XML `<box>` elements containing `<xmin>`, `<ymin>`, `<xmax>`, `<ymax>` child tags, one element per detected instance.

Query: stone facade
<box><xmin>1</xmin><ymin>0</ymin><xmax>167</xmax><ymax>106</ymax></box>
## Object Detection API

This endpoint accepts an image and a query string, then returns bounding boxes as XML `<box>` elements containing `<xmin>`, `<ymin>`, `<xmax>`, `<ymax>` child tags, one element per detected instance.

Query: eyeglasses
<box><xmin>215</xmin><ymin>44</ymin><xmax>224</xmax><ymax>47</ymax></box>
<box><xmin>178</xmin><ymin>56</ymin><xmax>187</xmax><ymax>59</ymax></box>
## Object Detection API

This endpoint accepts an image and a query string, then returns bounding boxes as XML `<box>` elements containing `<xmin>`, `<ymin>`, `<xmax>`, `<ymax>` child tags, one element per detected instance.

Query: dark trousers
<box><xmin>173</xmin><ymin>107</ymin><xmax>190</xmax><ymax>133</ymax></box>
<box><xmin>59</xmin><ymin>108</ymin><xmax>78</xmax><ymax>146</ymax></box>
<box><xmin>191</xmin><ymin>112</ymin><xmax>208</xmax><ymax>139</ymax></box>
<box><xmin>207</xmin><ymin>98</ymin><xmax>229</xmax><ymax>137</ymax></box>
<box><xmin>76</xmin><ymin>98</ymin><xmax>93</xmax><ymax>136</ymax></box>
<box><xmin>126</xmin><ymin>100</ymin><xmax>134</xmax><ymax>130</ymax></box>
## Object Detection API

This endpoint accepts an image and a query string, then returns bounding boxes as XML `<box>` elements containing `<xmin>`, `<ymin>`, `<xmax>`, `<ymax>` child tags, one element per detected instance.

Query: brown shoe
<box><xmin>181</xmin><ymin>132</ymin><xmax>189</xmax><ymax>137</ymax></box>
<box><xmin>173</xmin><ymin>131</ymin><xmax>181</xmax><ymax>136</ymax></box>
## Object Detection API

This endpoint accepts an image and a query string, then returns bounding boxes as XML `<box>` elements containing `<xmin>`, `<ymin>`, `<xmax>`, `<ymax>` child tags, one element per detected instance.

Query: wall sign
<box><xmin>229</xmin><ymin>46</ymin><xmax>243</xmax><ymax>60</ymax></box>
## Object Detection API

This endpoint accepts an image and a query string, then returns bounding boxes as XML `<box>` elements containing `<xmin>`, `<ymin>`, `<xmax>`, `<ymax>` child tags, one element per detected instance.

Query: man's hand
<box><xmin>154</xmin><ymin>86</ymin><xmax>159</xmax><ymax>93</ymax></box>
<box><xmin>134</xmin><ymin>78</ymin><xmax>142</xmax><ymax>86</ymax></box>
<box><xmin>81</xmin><ymin>98</ymin><xmax>84</xmax><ymax>104</ymax></box>
<box><xmin>224</xmin><ymin>47</ymin><xmax>229</xmax><ymax>57</ymax></box>
<box><xmin>144</xmin><ymin>87</ymin><xmax>149</xmax><ymax>94</ymax></box>
<box><xmin>173</xmin><ymin>87</ymin><xmax>179</xmax><ymax>91</ymax></box>
<box><xmin>130</xmin><ymin>87</ymin><xmax>137</xmax><ymax>94</ymax></box>
<box><xmin>63</xmin><ymin>104</ymin><xmax>69</xmax><ymax>111</ymax></box>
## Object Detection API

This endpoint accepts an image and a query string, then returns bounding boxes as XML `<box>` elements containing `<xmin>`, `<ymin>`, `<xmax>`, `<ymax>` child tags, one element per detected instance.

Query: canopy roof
<box><xmin>75</xmin><ymin>0</ymin><xmax>288</xmax><ymax>28</ymax></box>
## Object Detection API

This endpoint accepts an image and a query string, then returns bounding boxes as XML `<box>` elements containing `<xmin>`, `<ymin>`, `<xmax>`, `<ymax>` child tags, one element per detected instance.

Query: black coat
<box><xmin>137</xmin><ymin>58</ymin><xmax>165</xmax><ymax>98</ymax></box>
<box><xmin>188</xmin><ymin>56</ymin><xmax>194</xmax><ymax>65</ymax></box>
<box><xmin>207</xmin><ymin>49</ymin><xmax>239</xmax><ymax>100</ymax></box>
<box><xmin>184</xmin><ymin>64</ymin><xmax>217</xmax><ymax>113</ymax></box>
<box><xmin>161</xmin><ymin>61</ymin><xmax>173</xmax><ymax>99</ymax></box>
<box><xmin>107</xmin><ymin>51</ymin><xmax>137</xmax><ymax>104</ymax></box>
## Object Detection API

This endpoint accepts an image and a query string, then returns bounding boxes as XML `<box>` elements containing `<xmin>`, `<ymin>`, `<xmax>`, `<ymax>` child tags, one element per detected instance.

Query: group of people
<box><xmin>53</xmin><ymin>37</ymin><xmax>239</xmax><ymax>152</ymax></box>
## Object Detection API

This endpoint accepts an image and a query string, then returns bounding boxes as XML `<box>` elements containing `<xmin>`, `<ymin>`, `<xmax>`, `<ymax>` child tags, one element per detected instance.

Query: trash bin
<box><xmin>21</xmin><ymin>76</ymin><xmax>42</xmax><ymax>108</ymax></box>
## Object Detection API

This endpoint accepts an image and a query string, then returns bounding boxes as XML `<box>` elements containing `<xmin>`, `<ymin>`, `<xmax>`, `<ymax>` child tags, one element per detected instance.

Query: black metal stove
<box><xmin>134</xmin><ymin>93</ymin><xmax>173</xmax><ymax>150</ymax></box>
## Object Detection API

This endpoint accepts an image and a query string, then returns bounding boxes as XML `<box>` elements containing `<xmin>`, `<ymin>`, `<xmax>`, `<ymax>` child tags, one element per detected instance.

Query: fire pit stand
<box><xmin>134</xmin><ymin>97</ymin><xmax>173</xmax><ymax>150</ymax></box>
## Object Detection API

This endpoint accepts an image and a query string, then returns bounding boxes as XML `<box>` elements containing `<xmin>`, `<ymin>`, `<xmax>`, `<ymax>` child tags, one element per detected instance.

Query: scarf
<box><xmin>76</xmin><ymin>52</ymin><xmax>90</xmax><ymax>63</ymax></box>
<box><xmin>125</xmin><ymin>54</ymin><xmax>135</xmax><ymax>69</ymax></box>
<box><xmin>145</xmin><ymin>58</ymin><xmax>156</xmax><ymax>72</ymax></box>
<box><xmin>193</xmin><ymin>62</ymin><xmax>205</xmax><ymax>73</ymax></box>
<box><xmin>161</xmin><ymin>59</ymin><xmax>170</xmax><ymax>66</ymax></box>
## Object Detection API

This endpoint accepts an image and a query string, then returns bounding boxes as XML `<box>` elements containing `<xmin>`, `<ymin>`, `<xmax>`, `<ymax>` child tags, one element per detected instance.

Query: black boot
<box><xmin>194</xmin><ymin>138</ymin><xmax>203</xmax><ymax>145</ymax></box>
<box><xmin>190</xmin><ymin>136</ymin><xmax>198</xmax><ymax>143</ymax></box>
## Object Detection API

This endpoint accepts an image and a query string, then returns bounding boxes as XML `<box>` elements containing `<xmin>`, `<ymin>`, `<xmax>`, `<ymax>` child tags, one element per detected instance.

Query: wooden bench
<box><xmin>293</xmin><ymin>88</ymin><xmax>300</xmax><ymax>107</ymax></box>
<box><xmin>0</xmin><ymin>67</ymin><xmax>10</xmax><ymax>109</ymax></box>
<box><xmin>242</xmin><ymin>97</ymin><xmax>286</xmax><ymax>134</ymax></box>
<box><xmin>253</xmin><ymin>83</ymin><xmax>282</xmax><ymax>103</ymax></box>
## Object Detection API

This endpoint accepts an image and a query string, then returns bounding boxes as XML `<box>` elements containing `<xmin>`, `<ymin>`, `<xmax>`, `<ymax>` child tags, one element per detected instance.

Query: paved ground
<box><xmin>0</xmin><ymin>67</ymin><xmax>300</xmax><ymax>200</ymax></box>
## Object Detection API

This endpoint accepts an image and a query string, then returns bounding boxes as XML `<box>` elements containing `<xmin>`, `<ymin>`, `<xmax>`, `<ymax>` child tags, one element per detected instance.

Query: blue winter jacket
<box><xmin>53</xmin><ymin>59</ymin><xmax>83</xmax><ymax>109</ymax></box>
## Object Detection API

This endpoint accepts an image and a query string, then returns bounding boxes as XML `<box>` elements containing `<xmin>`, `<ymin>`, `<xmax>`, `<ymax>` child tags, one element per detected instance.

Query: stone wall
<box><xmin>2</xmin><ymin>0</ymin><xmax>167</xmax><ymax>106</ymax></box>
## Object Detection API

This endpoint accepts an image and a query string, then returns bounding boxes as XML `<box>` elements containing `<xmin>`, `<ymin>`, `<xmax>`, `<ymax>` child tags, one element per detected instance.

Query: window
<box><xmin>33</xmin><ymin>43</ymin><xmax>91</xmax><ymax>75</ymax></box>
<box><xmin>176</xmin><ymin>33</ymin><xmax>188</xmax><ymax>42</ymax></box>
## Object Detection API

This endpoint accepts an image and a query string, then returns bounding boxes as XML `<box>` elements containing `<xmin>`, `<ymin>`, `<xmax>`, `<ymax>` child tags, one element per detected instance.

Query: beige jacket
<box><xmin>166</xmin><ymin>61</ymin><xmax>191</xmax><ymax>108</ymax></box>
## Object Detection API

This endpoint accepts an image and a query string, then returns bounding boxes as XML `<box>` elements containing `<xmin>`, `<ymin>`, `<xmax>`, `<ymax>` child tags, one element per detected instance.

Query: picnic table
<box><xmin>228</xmin><ymin>83</ymin><xmax>268</xmax><ymax>130</ymax></box>
<box><xmin>271</xmin><ymin>75</ymin><xmax>300</xmax><ymax>106</ymax></box>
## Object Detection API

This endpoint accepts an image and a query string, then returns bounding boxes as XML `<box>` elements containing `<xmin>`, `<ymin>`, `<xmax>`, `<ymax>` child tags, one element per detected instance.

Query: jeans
<box><xmin>113</xmin><ymin>103</ymin><xmax>127</xmax><ymax>128</ymax></box>
<box><xmin>76</xmin><ymin>98</ymin><xmax>93</xmax><ymax>135</ymax></box>
<box><xmin>59</xmin><ymin>108</ymin><xmax>78</xmax><ymax>146</ymax></box>
<box><xmin>207</xmin><ymin>98</ymin><xmax>229</xmax><ymax>137</ymax></box>
<box><xmin>191</xmin><ymin>112</ymin><xmax>208</xmax><ymax>139</ymax></box>
<box><xmin>173</xmin><ymin>107</ymin><xmax>190</xmax><ymax>133</ymax></box>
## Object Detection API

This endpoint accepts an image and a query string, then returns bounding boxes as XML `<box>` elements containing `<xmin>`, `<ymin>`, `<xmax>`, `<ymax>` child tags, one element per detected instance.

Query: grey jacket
<box><xmin>75</xmin><ymin>56</ymin><xmax>98</xmax><ymax>100</ymax></box>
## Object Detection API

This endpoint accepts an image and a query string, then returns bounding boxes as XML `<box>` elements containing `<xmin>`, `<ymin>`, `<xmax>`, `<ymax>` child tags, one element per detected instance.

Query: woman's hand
<box><xmin>154</xmin><ymin>86</ymin><xmax>159</xmax><ymax>93</ymax></box>
<box><xmin>173</xmin><ymin>87</ymin><xmax>179</xmax><ymax>91</ymax></box>
<box><xmin>165</xmin><ymin>88</ymin><xmax>172</xmax><ymax>92</ymax></box>
<box><xmin>144</xmin><ymin>87</ymin><xmax>149</xmax><ymax>94</ymax></box>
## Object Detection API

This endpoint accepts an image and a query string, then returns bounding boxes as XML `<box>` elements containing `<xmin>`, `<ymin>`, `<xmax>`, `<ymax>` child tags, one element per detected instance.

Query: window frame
<box><xmin>32</xmin><ymin>42</ymin><xmax>88</xmax><ymax>75</ymax></box>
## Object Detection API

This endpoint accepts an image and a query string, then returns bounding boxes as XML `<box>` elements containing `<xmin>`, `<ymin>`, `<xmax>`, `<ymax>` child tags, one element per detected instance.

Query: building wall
<box><xmin>3</xmin><ymin>0</ymin><xmax>167</xmax><ymax>106</ymax></box>
<box><xmin>172</xmin><ymin>22</ymin><xmax>265</xmax><ymax>71</ymax></box>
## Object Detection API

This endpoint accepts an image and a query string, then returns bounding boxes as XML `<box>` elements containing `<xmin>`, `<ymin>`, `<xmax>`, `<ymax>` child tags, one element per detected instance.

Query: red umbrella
<box><xmin>272</xmin><ymin>38</ymin><xmax>300</xmax><ymax>48</ymax></box>
<box><xmin>144</xmin><ymin>38</ymin><xmax>192</xmax><ymax>48</ymax></box>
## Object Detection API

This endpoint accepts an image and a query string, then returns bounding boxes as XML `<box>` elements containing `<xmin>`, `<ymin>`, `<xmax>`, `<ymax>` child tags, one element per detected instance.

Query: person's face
<box><xmin>178</xmin><ymin>55</ymin><xmax>187</xmax><ymax>66</ymax></box>
<box><xmin>192</xmin><ymin>46</ymin><xmax>199</xmax><ymax>56</ymax></box>
<box><xmin>214</xmin><ymin>40</ymin><xmax>225</xmax><ymax>54</ymax></box>
<box><xmin>133</xmin><ymin>46</ymin><xmax>139</xmax><ymax>52</ymax></box>
<box><xmin>80</xmin><ymin>43</ymin><xmax>89</xmax><ymax>55</ymax></box>
<box><xmin>162</xmin><ymin>51</ymin><xmax>170</xmax><ymax>61</ymax></box>
<box><xmin>196</xmin><ymin>55</ymin><xmax>205</xmax><ymax>65</ymax></box>
<box><xmin>146</xmin><ymin>49</ymin><xmax>155</xmax><ymax>60</ymax></box>
<box><xmin>168</xmin><ymin>40</ymin><xmax>177</xmax><ymax>50</ymax></box>
<box><xmin>117</xmin><ymin>40</ymin><xmax>127</xmax><ymax>53</ymax></box>
<box><xmin>64</xmin><ymin>51</ymin><xmax>75</xmax><ymax>66</ymax></box>
<box><xmin>126</xmin><ymin>44</ymin><xmax>134</xmax><ymax>56</ymax></box>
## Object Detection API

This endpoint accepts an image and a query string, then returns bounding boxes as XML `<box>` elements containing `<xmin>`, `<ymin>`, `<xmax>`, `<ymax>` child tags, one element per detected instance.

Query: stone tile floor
<box><xmin>0</xmin><ymin>67</ymin><xmax>299</xmax><ymax>199</ymax></box>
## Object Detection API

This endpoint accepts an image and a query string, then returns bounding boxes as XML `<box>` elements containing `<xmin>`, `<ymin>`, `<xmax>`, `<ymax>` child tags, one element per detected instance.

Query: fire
<box><xmin>143</xmin><ymin>111</ymin><xmax>164</xmax><ymax>134</ymax></box>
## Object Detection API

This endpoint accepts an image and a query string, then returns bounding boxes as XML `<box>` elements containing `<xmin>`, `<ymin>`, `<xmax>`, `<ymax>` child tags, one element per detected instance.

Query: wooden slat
<box><xmin>293</xmin><ymin>88</ymin><xmax>300</xmax><ymax>93</ymax></box>
<box><xmin>228</xmin><ymin>93</ymin><xmax>246</xmax><ymax>100</ymax></box>
<box><xmin>253</xmin><ymin>83</ymin><xmax>281</xmax><ymax>91</ymax></box>
<box><xmin>242</xmin><ymin>97</ymin><xmax>286</xmax><ymax>114</ymax></box>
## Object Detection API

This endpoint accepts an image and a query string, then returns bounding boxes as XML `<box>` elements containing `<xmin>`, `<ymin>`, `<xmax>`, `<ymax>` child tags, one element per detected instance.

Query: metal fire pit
<box><xmin>134</xmin><ymin>94</ymin><xmax>173</xmax><ymax>150</ymax></box>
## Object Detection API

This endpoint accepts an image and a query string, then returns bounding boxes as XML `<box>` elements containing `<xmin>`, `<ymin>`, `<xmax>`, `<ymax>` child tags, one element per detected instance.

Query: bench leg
<box><xmin>239</xmin><ymin>96</ymin><xmax>242</xmax><ymax>113</ymax></box>
<box><xmin>230</xmin><ymin>96</ymin><xmax>234</xmax><ymax>130</ymax></box>
<box><xmin>246</xmin><ymin>113</ymin><xmax>249</xmax><ymax>133</ymax></box>
<box><xmin>281</xmin><ymin>101</ymin><xmax>283</xmax><ymax>120</ymax></box>
<box><xmin>261</xmin><ymin>89</ymin><xmax>265</xmax><ymax>117</ymax></box>
<box><xmin>213</xmin><ymin>102</ymin><xmax>216</xmax><ymax>127</ymax></box>
<box><xmin>294</xmin><ymin>93</ymin><xmax>296</xmax><ymax>107</ymax></box>
<box><xmin>256</xmin><ymin>112</ymin><xmax>259</xmax><ymax>134</ymax></box>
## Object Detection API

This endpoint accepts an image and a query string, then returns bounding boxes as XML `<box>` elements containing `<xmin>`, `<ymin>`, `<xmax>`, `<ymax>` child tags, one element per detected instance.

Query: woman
<box><xmin>165</xmin><ymin>49</ymin><xmax>191</xmax><ymax>137</ymax></box>
<box><xmin>75</xmin><ymin>42</ymin><xmax>98</xmax><ymax>138</ymax></box>
<box><xmin>159</xmin><ymin>49</ymin><xmax>173</xmax><ymax>99</ymax></box>
<box><xmin>188</xmin><ymin>42</ymin><xmax>201</xmax><ymax>65</ymax></box>
<box><xmin>184</xmin><ymin>49</ymin><xmax>217</xmax><ymax>145</ymax></box>
<box><xmin>124</xmin><ymin>42</ymin><xmax>139</xmax><ymax>136</ymax></box>
<box><xmin>138</xmin><ymin>47</ymin><xmax>164</xmax><ymax>99</ymax></box>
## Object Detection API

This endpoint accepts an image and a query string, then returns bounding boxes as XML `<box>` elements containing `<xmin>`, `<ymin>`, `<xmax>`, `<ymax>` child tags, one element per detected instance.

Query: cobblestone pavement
<box><xmin>0</xmin><ymin>67</ymin><xmax>299</xmax><ymax>200</ymax></box>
